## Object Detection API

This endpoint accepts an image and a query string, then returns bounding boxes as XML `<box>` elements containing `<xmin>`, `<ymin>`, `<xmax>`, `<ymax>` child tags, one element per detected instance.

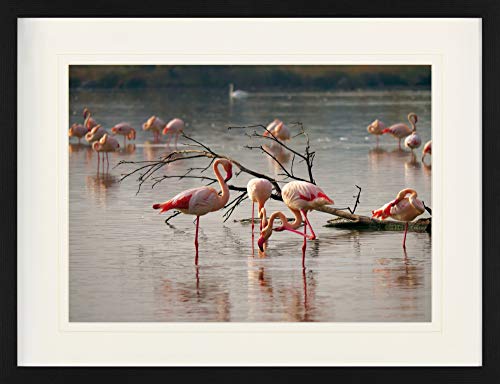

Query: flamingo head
<box><xmin>111</xmin><ymin>126</ymin><xmax>120</xmax><ymax>134</ymax></box>
<box><xmin>162</xmin><ymin>126</ymin><xmax>169</xmax><ymax>135</ymax></box>
<box><xmin>128</xmin><ymin>128</ymin><xmax>136</xmax><ymax>140</ymax></box>
<box><xmin>257</xmin><ymin>226</ymin><xmax>273</xmax><ymax>252</ymax></box>
<box><xmin>83</xmin><ymin>108</ymin><xmax>90</xmax><ymax>118</ymax></box>
<box><xmin>408</xmin><ymin>113</ymin><xmax>418</xmax><ymax>125</ymax></box>
<box><xmin>220</xmin><ymin>160</ymin><xmax>233</xmax><ymax>182</ymax></box>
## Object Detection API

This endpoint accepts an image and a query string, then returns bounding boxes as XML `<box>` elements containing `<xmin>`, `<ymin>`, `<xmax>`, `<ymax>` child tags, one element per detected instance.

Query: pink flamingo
<box><xmin>372</xmin><ymin>188</ymin><xmax>425</xmax><ymax>249</ymax></box>
<box><xmin>246</xmin><ymin>178</ymin><xmax>273</xmax><ymax>238</ymax></box>
<box><xmin>405</xmin><ymin>131</ymin><xmax>422</xmax><ymax>152</ymax></box>
<box><xmin>422</xmin><ymin>140</ymin><xmax>432</xmax><ymax>162</ymax></box>
<box><xmin>68</xmin><ymin>123</ymin><xmax>89</xmax><ymax>144</ymax></box>
<box><xmin>142</xmin><ymin>115</ymin><xmax>165</xmax><ymax>143</ymax></box>
<box><xmin>382</xmin><ymin>113</ymin><xmax>418</xmax><ymax>149</ymax></box>
<box><xmin>152</xmin><ymin>159</ymin><xmax>233</xmax><ymax>265</ymax></box>
<box><xmin>92</xmin><ymin>133</ymin><xmax>120</xmax><ymax>173</ymax></box>
<box><xmin>263</xmin><ymin>119</ymin><xmax>291</xmax><ymax>141</ymax></box>
<box><xmin>367</xmin><ymin>119</ymin><xmax>385</xmax><ymax>145</ymax></box>
<box><xmin>83</xmin><ymin>107</ymin><xmax>98</xmax><ymax>131</ymax></box>
<box><xmin>162</xmin><ymin>118</ymin><xmax>185</xmax><ymax>147</ymax></box>
<box><xmin>258</xmin><ymin>180</ymin><xmax>334</xmax><ymax>268</ymax></box>
<box><xmin>85</xmin><ymin>125</ymin><xmax>107</xmax><ymax>144</ymax></box>
<box><xmin>111</xmin><ymin>123</ymin><xmax>136</xmax><ymax>146</ymax></box>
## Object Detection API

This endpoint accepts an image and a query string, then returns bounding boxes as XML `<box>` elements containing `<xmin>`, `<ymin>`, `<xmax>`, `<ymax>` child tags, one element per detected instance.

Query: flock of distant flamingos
<box><xmin>69</xmin><ymin>107</ymin><xmax>432</xmax><ymax>268</ymax></box>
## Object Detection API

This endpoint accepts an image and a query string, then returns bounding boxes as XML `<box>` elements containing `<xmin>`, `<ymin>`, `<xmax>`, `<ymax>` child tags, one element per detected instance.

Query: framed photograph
<box><xmin>6</xmin><ymin>8</ymin><xmax>498</xmax><ymax>382</ymax></box>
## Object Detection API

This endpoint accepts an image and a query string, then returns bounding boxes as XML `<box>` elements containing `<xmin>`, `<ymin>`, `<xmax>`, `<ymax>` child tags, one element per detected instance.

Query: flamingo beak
<box><xmin>257</xmin><ymin>236</ymin><xmax>266</xmax><ymax>252</ymax></box>
<box><xmin>224</xmin><ymin>169</ymin><xmax>233</xmax><ymax>182</ymax></box>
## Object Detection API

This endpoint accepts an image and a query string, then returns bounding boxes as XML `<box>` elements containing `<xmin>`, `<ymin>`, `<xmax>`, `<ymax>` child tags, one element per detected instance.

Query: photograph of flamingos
<box><xmin>69</xmin><ymin>65</ymin><xmax>432</xmax><ymax>322</ymax></box>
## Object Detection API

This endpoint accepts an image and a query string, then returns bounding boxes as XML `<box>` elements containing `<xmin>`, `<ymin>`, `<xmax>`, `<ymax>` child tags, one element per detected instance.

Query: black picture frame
<box><xmin>2</xmin><ymin>1</ymin><xmax>499</xmax><ymax>382</ymax></box>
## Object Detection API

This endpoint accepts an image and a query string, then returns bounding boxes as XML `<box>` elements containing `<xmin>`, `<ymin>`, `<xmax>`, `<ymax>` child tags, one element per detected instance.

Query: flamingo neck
<box><xmin>408</xmin><ymin>114</ymin><xmax>417</xmax><ymax>131</ymax></box>
<box><xmin>268</xmin><ymin>209</ymin><xmax>302</xmax><ymax>231</ymax></box>
<box><xmin>396</xmin><ymin>188</ymin><xmax>418</xmax><ymax>202</ymax></box>
<box><xmin>213</xmin><ymin>159</ymin><xmax>230</xmax><ymax>210</ymax></box>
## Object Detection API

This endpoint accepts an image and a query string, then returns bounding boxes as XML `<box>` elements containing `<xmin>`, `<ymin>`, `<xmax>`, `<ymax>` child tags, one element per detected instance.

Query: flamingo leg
<box><xmin>302</xmin><ymin>218</ymin><xmax>307</xmax><ymax>269</ymax></box>
<box><xmin>301</xmin><ymin>210</ymin><xmax>316</xmax><ymax>240</ymax></box>
<box><xmin>166</xmin><ymin>133</ymin><xmax>171</xmax><ymax>147</ymax></box>
<box><xmin>123</xmin><ymin>136</ymin><xmax>126</xmax><ymax>147</ymax></box>
<box><xmin>106</xmin><ymin>152</ymin><xmax>110</xmax><ymax>172</ymax></box>
<box><xmin>251</xmin><ymin>202</ymin><xmax>255</xmax><ymax>239</ymax></box>
<box><xmin>174</xmin><ymin>132</ymin><xmax>179</xmax><ymax>148</ymax></box>
<box><xmin>376</xmin><ymin>135</ymin><xmax>379</xmax><ymax>146</ymax></box>
<box><xmin>97</xmin><ymin>152</ymin><xmax>100</xmax><ymax>173</ymax></box>
<box><xmin>194</xmin><ymin>216</ymin><xmax>200</xmax><ymax>265</ymax></box>
<box><xmin>398</xmin><ymin>139</ymin><xmax>402</xmax><ymax>150</ymax></box>
<box><xmin>403</xmin><ymin>222</ymin><xmax>408</xmax><ymax>249</ymax></box>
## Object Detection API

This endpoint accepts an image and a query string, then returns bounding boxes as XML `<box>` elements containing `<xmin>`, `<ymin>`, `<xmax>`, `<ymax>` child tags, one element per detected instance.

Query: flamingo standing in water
<box><xmin>405</xmin><ymin>131</ymin><xmax>422</xmax><ymax>152</ymax></box>
<box><xmin>92</xmin><ymin>133</ymin><xmax>120</xmax><ymax>173</ymax></box>
<box><xmin>247</xmin><ymin>178</ymin><xmax>273</xmax><ymax>239</ymax></box>
<box><xmin>83</xmin><ymin>108</ymin><xmax>98</xmax><ymax>130</ymax></box>
<box><xmin>68</xmin><ymin>123</ymin><xmax>88</xmax><ymax>144</ymax></box>
<box><xmin>111</xmin><ymin>123</ymin><xmax>136</xmax><ymax>146</ymax></box>
<box><xmin>372</xmin><ymin>188</ymin><xmax>425</xmax><ymax>249</ymax></box>
<box><xmin>152</xmin><ymin>159</ymin><xmax>233</xmax><ymax>265</ymax></box>
<box><xmin>263</xmin><ymin>119</ymin><xmax>291</xmax><ymax>141</ymax></box>
<box><xmin>85</xmin><ymin>125</ymin><xmax>107</xmax><ymax>144</ymax></box>
<box><xmin>367</xmin><ymin>119</ymin><xmax>386</xmax><ymax>145</ymax></box>
<box><xmin>142</xmin><ymin>116</ymin><xmax>165</xmax><ymax>143</ymax></box>
<box><xmin>422</xmin><ymin>140</ymin><xmax>432</xmax><ymax>162</ymax></box>
<box><xmin>162</xmin><ymin>118</ymin><xmax>185</xmax><ymax>147</ymax></box>
<box><xmin>258</xmin><ymin>180</ymin><xmax>334</xmax><ymax>268</ymax></box>
<box><xmin>382</xmin><ymin>113</ymin><xmax>418</xmax><ymax>150</ymax></box>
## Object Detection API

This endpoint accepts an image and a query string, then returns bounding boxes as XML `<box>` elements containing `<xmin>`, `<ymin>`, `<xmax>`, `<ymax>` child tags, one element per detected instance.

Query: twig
<box><xmin>335</xmin><ymin>185</ymin><xmax>362</xmax><ymax>214</ymax></box>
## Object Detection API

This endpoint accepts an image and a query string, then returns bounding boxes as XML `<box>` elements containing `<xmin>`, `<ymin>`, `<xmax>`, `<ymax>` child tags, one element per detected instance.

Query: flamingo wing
<box><xmin>283</xmin><ymin>181</ymin><xmax>334</xmax><ymax>210</ymax></box>
<box><xmin>153</xmin><ymin>187</ymin><xmax>218</xmax><ymax>215</ymax></box>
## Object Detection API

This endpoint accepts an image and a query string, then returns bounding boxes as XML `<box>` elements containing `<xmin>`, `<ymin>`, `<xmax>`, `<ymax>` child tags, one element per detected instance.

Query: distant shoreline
<box><xmin>69</xmin><ymin>65</ymin><xmax>431</xmax><ymax>91</ymax></box>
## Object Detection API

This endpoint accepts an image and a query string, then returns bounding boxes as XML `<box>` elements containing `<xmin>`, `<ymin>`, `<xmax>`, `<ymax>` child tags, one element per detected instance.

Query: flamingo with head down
<box><xmin>142</xmin><ymin>115</ymin><xmax>165</xmax><ymax>143</ymax></box>
<box><xmin>258</xmin><ymin>180</ymin><xmax>334</xmax><ymax>268</ymax></box>
<box><xmin>246</xmin><ymin>178</ymin><xmax>273</xmax><ymax>239</ymax></box>
<box><xmin>367</xmin><ymin>119</ymin><xmax>386</xmax><ymax>145</ymax></box>
<box><xmin>372</xmin><ymin>188</ymin><xmax>425</xmax><ymax>249</ymax></box>
<box><xmin>111</xmin><ymin>123</ymin><xmax>136</xmax><ymax>146</ymax></box>
<box><xmin>382</xmin><ymin>113</ymin><xmax>418</xmax><ymax>150</ymax></box>
<box><xmin>152</xmin><ymin>159</ymin><xmax>233</xmax><ymax>265</ymax></box>
<box><xmin>162</xmin><ymin>118</ymin><xmax>185</xmax><ymax>147</ymax></box>
<box><xmin>263</xmin><ymin>119</ymin><xmax>291</xmax><ymax>141</ymax></box>
<box><xmin>92</xmin><ymin>133</ymin><xmax>120</xmax><ymax>173</ymax></box>
<box><xmin>68</xmin><ymin>123</ymin><xmax>89</xmax><ymax>144</ymax></box>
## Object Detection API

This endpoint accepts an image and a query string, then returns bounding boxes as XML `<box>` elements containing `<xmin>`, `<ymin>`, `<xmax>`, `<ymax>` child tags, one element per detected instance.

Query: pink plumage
<box><xmin>152</xmin><ymin>159</ymin><xmax>233</xmax><ymax>265</ymax></box>
<box><xmin>247</xmin><ymin>178</ymin><xmax>273</xmax><ymax>235</ymax></box>
<box><xmin>372</xmin><ymin>188</ymin><xmax>425</xmax><ymax>248</ymax></box>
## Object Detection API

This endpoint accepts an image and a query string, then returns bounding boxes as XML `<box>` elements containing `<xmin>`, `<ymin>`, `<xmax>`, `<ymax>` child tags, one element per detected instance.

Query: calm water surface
<box><xmin>69</xmin><ymin>88</ymin><xmax>432</xmax><ymax>322</ymax></box>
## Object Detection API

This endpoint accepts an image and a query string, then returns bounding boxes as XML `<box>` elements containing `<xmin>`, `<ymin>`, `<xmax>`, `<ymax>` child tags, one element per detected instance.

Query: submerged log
<box><xmin>236</xmin><ymin>212</ymin><xmax>431</xmax><ymax>234</ymax></box>
<box><xmin>325</xmin><ymin>217</ymin><xmax>431</xmax><ymax>233</ymax></box>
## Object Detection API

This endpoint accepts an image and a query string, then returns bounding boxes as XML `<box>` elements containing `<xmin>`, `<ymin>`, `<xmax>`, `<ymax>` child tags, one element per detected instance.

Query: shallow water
<box><xmin>69</xmin><ymin>88</ymin><xmax>432</xmax><ymax>322</ymax></box>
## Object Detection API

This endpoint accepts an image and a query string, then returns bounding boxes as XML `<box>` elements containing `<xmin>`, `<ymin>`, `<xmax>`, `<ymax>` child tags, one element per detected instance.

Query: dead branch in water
<box><xmin>116</xmin><ymin>124</ymin><xmax>372</xmax><ymax>224</ymax></box>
